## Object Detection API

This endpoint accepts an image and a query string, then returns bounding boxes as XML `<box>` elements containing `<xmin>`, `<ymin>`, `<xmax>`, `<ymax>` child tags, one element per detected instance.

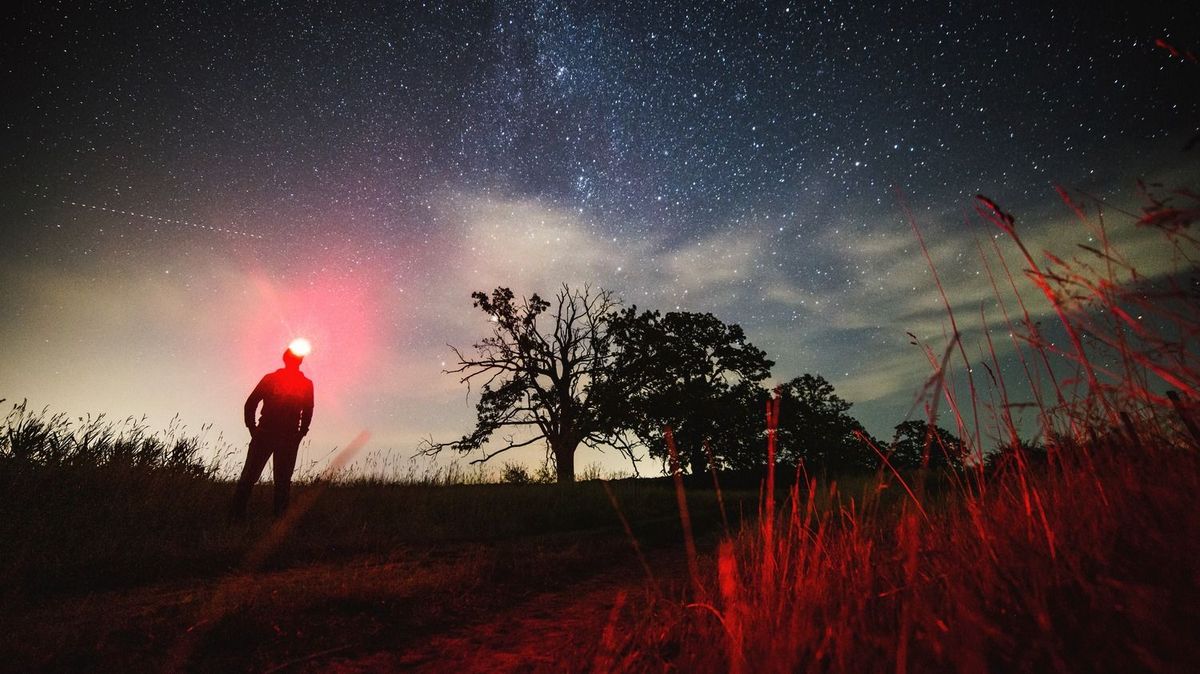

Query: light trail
<box><xmin>64</xmin><ymin>200</ymin><xmax>265</xmax><ymax>239</ymax></box>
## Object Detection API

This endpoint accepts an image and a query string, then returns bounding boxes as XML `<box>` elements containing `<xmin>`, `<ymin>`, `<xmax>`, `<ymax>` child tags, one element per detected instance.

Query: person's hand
<box><xmin>247</xmin><ymin>424</ymin><xmax>257</xmax><ymax>439</ymax></box>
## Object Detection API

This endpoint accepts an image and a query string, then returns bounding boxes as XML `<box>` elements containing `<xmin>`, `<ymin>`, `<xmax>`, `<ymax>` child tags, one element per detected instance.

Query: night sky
<box><xmin>3</xmin><ymin>1</ymin><xmax>1197</xmax><ymax>475</ymax></box>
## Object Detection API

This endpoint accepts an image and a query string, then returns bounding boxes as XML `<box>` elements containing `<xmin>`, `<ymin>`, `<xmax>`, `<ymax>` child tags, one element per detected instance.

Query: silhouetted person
<box><xmin>231</xmin><ymin>347</ymin><xmax>314</xmax><ymax>519</ymax></box>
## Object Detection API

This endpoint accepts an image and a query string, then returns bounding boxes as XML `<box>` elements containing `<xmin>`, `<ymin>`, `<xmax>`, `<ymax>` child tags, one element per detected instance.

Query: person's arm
<box><xmin>244</xmin><ymin>377</ymin><xmax>268</xmax><ymax>431</ymax></box>
<box><xmin>299</xmin><ymin>380</ymin><xmax>314</xmax><ymax>437</ymax></box>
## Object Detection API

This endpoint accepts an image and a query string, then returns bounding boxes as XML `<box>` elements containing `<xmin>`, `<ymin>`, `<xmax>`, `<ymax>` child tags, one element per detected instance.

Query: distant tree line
<box><xmin>422</xmin><ymin>284</ymin><xmax>968</xmax><ymax>483</ymax></box>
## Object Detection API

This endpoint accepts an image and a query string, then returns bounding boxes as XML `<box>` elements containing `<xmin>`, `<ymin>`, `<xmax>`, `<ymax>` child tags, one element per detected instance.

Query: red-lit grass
<box><xmin>635</xmin><ymin>431</ymin><xmax>1199</xmax><ymax>673</ymax></box>
<box><xmin>616</xmin><ymin>187</ymin><xmax>1200</xmax><ymax>673</ymax></box>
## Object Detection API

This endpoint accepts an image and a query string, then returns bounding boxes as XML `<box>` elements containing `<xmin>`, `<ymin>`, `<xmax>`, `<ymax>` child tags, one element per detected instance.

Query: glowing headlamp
<box><xmin>288</xmin><ymin>337</ymin><xmax>312</xmax><ymax>357</ymax></box>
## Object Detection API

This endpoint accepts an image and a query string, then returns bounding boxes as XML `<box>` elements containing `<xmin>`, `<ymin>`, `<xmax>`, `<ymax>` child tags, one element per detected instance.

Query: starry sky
<box><xmin>3</xmin><ymin>1</ymin><xmax>1197</xmax><ymax>476</ymax></box>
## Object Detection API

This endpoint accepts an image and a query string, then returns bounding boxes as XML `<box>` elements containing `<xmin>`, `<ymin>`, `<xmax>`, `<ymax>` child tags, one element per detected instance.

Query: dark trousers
<box><xmin>231</xmin><ymin>431</ymin><xmax>301</xmax><ymax>518</ymax></box>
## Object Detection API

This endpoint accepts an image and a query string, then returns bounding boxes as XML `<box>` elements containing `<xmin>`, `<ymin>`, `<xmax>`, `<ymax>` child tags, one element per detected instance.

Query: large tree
<box><xmin>607</xmin><ymin>309</ymin><xmax>774</xmax><ymax>474</ymax></box>
<box><xmin>774</xmin><ymin>373</ymin><xmax>878</xmax><ymax>473</ymax></box>
<box><xmin>422</xmin><ymin>285</ymin><xmax>627</xmax><ymax>483</ymax></box>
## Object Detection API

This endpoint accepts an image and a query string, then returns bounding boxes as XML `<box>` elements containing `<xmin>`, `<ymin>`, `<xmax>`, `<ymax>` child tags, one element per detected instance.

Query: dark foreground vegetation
<box><xmin>0</xmin><ymin>405</ymin><xmax>769</xmax><ymax>671</ymax></box>
<box><xmin>610</xmin><ymin>426</ymin><xmax>1200</xmax><ymax>673</ymax></box>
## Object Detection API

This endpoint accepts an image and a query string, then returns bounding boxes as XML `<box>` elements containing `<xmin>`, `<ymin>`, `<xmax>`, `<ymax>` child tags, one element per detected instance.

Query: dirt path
<box><xmin>5</xmin><ymin>536</ymin><xmax>693</xmax><ymax>672</ymax></box>
<box><xmin>315</xmin><ymin>550</ymin><xmax>684</xmax><ymax>673</ymax></box>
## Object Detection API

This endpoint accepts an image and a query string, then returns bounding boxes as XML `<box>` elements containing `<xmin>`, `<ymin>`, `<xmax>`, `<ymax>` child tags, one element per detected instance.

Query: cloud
<box><xmin>665</xmin><ymin>230</ymin><xmax>764</xmax><ymax>292</ymax></box>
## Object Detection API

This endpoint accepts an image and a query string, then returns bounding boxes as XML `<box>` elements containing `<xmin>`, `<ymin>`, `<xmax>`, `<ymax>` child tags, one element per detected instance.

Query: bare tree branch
<box><xmin>419</xmin><ymin>285</ymin><xmax>627</xmax><ymax>482</ymax></box>
<box><xmin>467</xmin><ymin>434</ymin><xmax>549</xmax><ymax>464</ymax></box>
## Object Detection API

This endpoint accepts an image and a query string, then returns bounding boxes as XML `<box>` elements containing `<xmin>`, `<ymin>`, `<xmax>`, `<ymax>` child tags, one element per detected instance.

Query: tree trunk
<box><xmin>552</xmin><ymin>441</ymin><xmax>576</xmax><ymax>483</ymax></box>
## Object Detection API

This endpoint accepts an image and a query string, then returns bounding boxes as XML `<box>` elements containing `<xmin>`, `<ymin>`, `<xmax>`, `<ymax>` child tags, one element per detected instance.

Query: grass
<box><xmin>0</xmin><ymin>407</ymin><xmax>761</xmax><ymax>670</ymax></box>
<box><xmin>614</xmin><ymin>429</ymin><xmax>1199</xmax><ymax>673</ymax></box>
<box><xmin>0</xmin><ymin>413</ymin><xmax>748</xmax><ymax>603</ymax></box>
<box><xmin>598</xmin><ymin>186</ymin><xmax>1200</xmax><ymax>673</ymax></box>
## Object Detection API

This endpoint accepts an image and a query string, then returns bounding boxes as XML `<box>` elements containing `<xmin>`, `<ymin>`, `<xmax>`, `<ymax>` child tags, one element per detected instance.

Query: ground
<box><xmin>3</xmin><ymin>508</ymin><xmax>706</xmax><ymax>673</ymax></box>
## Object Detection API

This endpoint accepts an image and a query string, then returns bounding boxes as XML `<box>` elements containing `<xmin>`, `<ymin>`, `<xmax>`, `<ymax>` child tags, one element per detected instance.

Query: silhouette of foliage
<box><xmin>889</xmin><ymin>419</ymin><xmax>967</xmax><ymax>470</ymax></box>
<box><xmin>0</xmin><ymin>399</ymin><xmax>214</xmax><ymax>477</ymax></box>
<box><xmin>984</xmin><ymin>438</ymin><xmax>1048</xmax><ymax>472</ymax></box>
<box><xmin>774</xmin><ymin>374</ymin><xmax>878</xmax><ymax>473</ymax></box>
<box><xmin>607</xmin><ymin>309</ymin><xmax>774</xmax><ymax>474</ymax></box>
<box><xmin>500</xmin><ymin>461</ymin><xmax>533</xmax><ymax>484</ymax></box>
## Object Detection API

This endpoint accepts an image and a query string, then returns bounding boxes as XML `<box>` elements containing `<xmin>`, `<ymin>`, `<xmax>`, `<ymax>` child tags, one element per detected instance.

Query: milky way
<box><xmin>3</xmin><ymin>1</ymin><xmax>1197</xmax><ymax>475</ymax></box>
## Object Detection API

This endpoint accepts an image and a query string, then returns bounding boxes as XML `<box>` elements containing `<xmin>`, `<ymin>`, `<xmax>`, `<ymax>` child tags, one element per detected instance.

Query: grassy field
<box><xmin>0</xmin><ymin>412</ymin><xmax>769</xmax><ymax>671</ymax></box>
<box><xmin>0</xmin><ymin>465</ymin><xmax>751</xmax><ymax>599</ymax></box>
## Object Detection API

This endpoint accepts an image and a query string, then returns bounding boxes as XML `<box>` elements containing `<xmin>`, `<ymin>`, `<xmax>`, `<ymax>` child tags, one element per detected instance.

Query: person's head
<box><xmin>282</xmin><ymin>348</ymin><xmax>303</xmax><ymax>370</ymax></box>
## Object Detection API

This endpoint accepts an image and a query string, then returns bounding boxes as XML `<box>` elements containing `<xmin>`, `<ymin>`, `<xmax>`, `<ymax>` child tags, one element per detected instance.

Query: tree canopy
<box><xmin>773</xmin><ymin>374</ymin><xmax>878</xmax><ymax>473</ymax></box>
<box><xmin>607</xmin><ymin>309</ymin><xmax>774</xmax><ymax>474</ymax></box>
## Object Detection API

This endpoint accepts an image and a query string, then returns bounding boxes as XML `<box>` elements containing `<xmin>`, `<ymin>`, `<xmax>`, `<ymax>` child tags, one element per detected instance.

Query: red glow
<box><xmin>235</xmin><ymin>262</ymin><xmax>386</xmax><ymax>423</ymax></box>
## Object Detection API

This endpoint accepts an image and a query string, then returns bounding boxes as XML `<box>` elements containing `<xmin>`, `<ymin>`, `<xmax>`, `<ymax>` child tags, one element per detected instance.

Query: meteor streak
<box><xmin>64</xmin><ymin>200</ymin><xmax>264</xmax><ymax>239</ymax></box>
